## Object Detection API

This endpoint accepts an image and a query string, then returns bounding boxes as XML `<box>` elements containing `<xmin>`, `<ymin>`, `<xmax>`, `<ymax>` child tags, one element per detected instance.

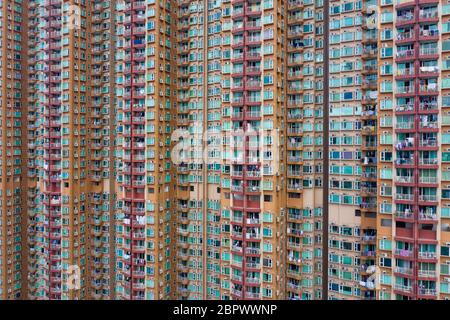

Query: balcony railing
<box><xmin>420</xmin><ymin>47</ymin><xmax>438</xmax><ymax>56</ymax></box>
<box><xmin>396</xmin><ymin>50</ymin><xmax>414</xmax><ymax>58</ymax></box>
<box><xmin>418</xmin><ymin>270</ymin><xmax>437</xmax><ymax>277</ymax></box>
<box><xmin>396</xmin><ymin>157</ymin><xmax>413</xmax><ymax>165</ymax></box>
<box><xmin>397</xmin><ymin>68</ymin><xmax>414</xmax><ymax>76</ymax></box>
<box><xmin>245</xmin><ymin>233</ymin><xmax>260</xmax><ymax>240</ymax></box>
<box><xmin>395</xmin><ymin>249</ymin><xmax>413</xmax><ymax>257</ymax></box>
<box><xmin>418</xmin><ymin>251</ymin><xmax>437</xmax><ymax>259</ymax></box>
<box><xmin>419</xmin><ymin>84</ymin><xmax>438</xmax><ymax>93</ymax></box>
<box><xmin>419</xmin><ymin>139</ymin><xmax>437</xmax><ymax>147</ymax></box>
<box><xmin>397</xmin><ymin>13</ymin><xmax>414</xmax><ymax>22</ymax></box>
<box><xmin>394</xmin><ymin>267</ymin><xmax>413</xmax><ymax>275</ymax></box>
<box><xmin>419</xmin><ymin>176</ymin><xmax>437</xmax><ymax>184</ymax></box>
<box><xmin>418</xmin><ymin>288</ymin><xmax>437</xmax><ymax>296</ymax></box>
<box><xmin>231</xmin><ymin>288</ymin><xmax>242</xmax><ymax>297</ymax></box>
<box><xmin>397</xmin><ymin>86</ymin><xmax>414</xmax><ymax>94</ymax></box>
<box><xmin>419</xmin><ymin>121</ymin><xmax>438</xmax><ymax>129</ymax></box>
<box><xmin>395</xmin><ymin>193</ymin><xmax>414</xmax><ymax>201</ymax></box>
<box><xmin>396</xmin><ymin>176</ymin><xmax>413</xmax><ymax>183</ymax></box>
<box><xmin>394</xmin><ymin>284</ymin><xmax>413</xmax><ymax>293</ymax></box>
<box><xmin>246</xmin><ymin>247</ymin><xmax>260</xmax><ymax>254</ymax></box>
<box><xmin>419</xmin><ymin>213</ymin><xmax>438</xmax><ymax>220</ymax></box>
<box><xmin>420</xmin><ymin>10</ymin><xmax>438</xmax><ymax>19</ymax></box>
<box><xmin>245</xmin><ymin>262</ymin><xmax>261</xmax><ymax>269</ymax></box>
<box><xmin>419</xmin><ymin>29</ymin><xmax>439</xmax><ymax>37</ymax></box>
<box><xmin>396</xmin><ymin>31</ymin><xmax>414</xmax><ymax>41</ymax></box>
<box><xmin>396</xmin><ymin>122</ymin><xmax>414</xmax><ymax>130</ymax></box>
<box><xmin>245</xmin><ymin>292</ymin><xmax>260</xmax><ymax>298</ymax></box>
<box><xmin>419</xmin><ymin>158</ymin><xmax>438</xmax><ymax>165</ymax></box>
<box><xmin>395</xmin><ymin>211</ymin><xmax>414</xmax><ymax>219</ymax></box>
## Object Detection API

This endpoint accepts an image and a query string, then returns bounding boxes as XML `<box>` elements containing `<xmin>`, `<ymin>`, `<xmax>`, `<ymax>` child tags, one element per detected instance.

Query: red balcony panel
<box><xmin>395</xmin><ymin>0</ymin><xmax>416</xmax><ymax>9</ymax></box>
<box><xmin>418</xmin><ymin>229</ymin><xmax>437</xmax><ymax>240</ymax></box>
<box><xmin>246</xmin><ymin>199</ymin><xmax>260</xmax><ymax>209</ymax></box>
<box><xmin>395</xmin><ymin>227</ymin><xmax>414</xmax><ymax>239</ymax></box>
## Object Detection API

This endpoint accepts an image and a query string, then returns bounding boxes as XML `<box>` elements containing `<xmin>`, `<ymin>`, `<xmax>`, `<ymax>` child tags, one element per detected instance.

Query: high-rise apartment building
<box><xmin>115</xmin><ymin>0</ymin><xmax>176</xmax><ymax>300</ymax></box>
<box><xmin>2</xmin><ymin>0</ymin><xmax>450</xmax><ymax>301</ymax></box>
<box><xmin>0</xmin><ymin>0</ymin><xmax>28</xmax><ymax>300</ymax></box>
<box><xmin>375</xmin><ymin>0</ymin><xmax>450</xmax><ymax>300</ymax></box>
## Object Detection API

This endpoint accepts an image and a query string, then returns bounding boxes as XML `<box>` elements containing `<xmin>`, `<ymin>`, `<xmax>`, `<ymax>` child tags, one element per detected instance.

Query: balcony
<box><xmin>232</xmin><ymin>230</ymin><xmax>243</xmax><ymax>238</ymax></box>
<box><xmin>245</xmin><ymin>262</ymin><xmax>261</xmax><ymax>269</ymax></box>
<box><xmin>418</xmin><ymin>194</ymin><xmax>437</xmax><ymax>202</ymax></box>
<box><xmin>418</xmin><ymin>288</ymin><xmax>437</xmax><ymax>296</ymax></box>
<box><xmin>396</xmin><ymin>86</ymin><xmax>414</xmax><ymax>95</ymax></box>
<box><xmin>361</xmin><ymin>250</ymin><xmax>376</xmax><ymax>257</ymax></box>
<box><xmin>396</xmin><ymin>157</ymin><xmax>413</xmax><ymax>165</ymax></box>
<box><xmin>418</xmin><ymin>252</ymin><xmax>437</xmax><ymax>259</ymax></box>
<box><xmin>287</xmin><ymin>170</ymin><xmax>301</xmax><ymax>177</ymax></box>
<box><xmin>246</xmin><ymin>277</ymin><xmax>260</xmax><ymax>284</ymax></box>
<box><xmin>393</xmin><ymin>284</ymin><xmax>413</xmax><ymax>294</ymax></box>
<box><xmin>395</xmin><ymin>122</ymin><xmax>414</xmax><ymax>130</ymax></box>
<box><xmin>419</xmin><ymin>47</ymin><xmax>439</xmax><ymax>57</ymax></box>
<box><xmin>394</xmin><ymin>267</ymin><xmax>413</xmax><ymax>275</ymax></box>
<box><xmin>419</xmin><ymin>139</ymin><xmax>437</xmax><ymax>148</ymax></box>
<box><xmin>246</xmin><ymin>6</ymin><xmax>262</xmax><ymax>16</ymax></box>
<box><xmin>418</xmin><ymin>270</ymin><xmax>437</xmax><ymax>278</ymax></box>
<box><xmin>287</xmin><ymin>228</ymin><xmax>303</xmax><ymax>236</ymax></box>
<box><xmin>245</xmin><ymin>292</ymin><xmax>260</xmax><ymax>299</ymax></box>
<box><xmin>419</xmin><ymin>29</ymin><xmax>439</xmax><ymax>40</ymax></box>
<box><xmin>288</xmin><ymin>14</ymin><xmax>303</xmax><ymax>23</ymax></box>
<box><xmin>288</xmin><ymin>0</ymin><xmax>304</xmax><ymax>10</ymax></box>
<box><xmin>395</xmin><ymin>211</ymin><xmax>414</xmax><ymax>219</ymax></box>
<box><xmin>396</xmin><ymin>49</ymin><xmax>415</xmax><ymax>60</ymax></box>
<box><xmin>419</xmin><ymin>8</ymin><xmax>437</xmax><ymax>19</ymax></box>
<box><xmin>287</xmin><ymin>183</ymin><xmax>302</xmax><ymax>191</ymax></box>
<box><xmin>419</xmin><ymin>65</ymin><xmax>439</xmax><ymax>76</ymax></box>
<box><xmin>246</xmin><ymin>185</ymin><xmax>260</xmax><ymax>193</ymax></box>
<box><xmin>360</xmin><ymin>202</ymin><xmax>377</xmax><ymax>209</ymax></box>
<box><xmin>362</xmin><ymin>65</ymin><xmax>377</xmax><ymax>75</ymax></box>
<box><xmin>395</xmin><ymin>249</ymin><xmax>413</xmax><ymax>258</ymax></box>
<box><xmin>232</xmin><ymin>245</ymin><xmax>243</xmax><ymax>253</ymax></box>
<box><xmin>396</xmin><ymin>176</ymin><xmax>413</xmax><ymax>183</ymax></box>
<box><xmin>245</xmin><ymin>247</ymin><xmax>260</xmax><ymax>254</ymax></box>
<box><xmin>396</xmin><ymin>68</ymin><xmax>415</xmax><ymax>78</ymax></box>
<box><xmin>287</xmin><ymin>269</ymin><xmax>301</xmax><ymax>277</ymax></box>
<box><xmin>419</xmin><ymin>121</ymin><xmax>438</xmax><ymax>130</ymax></box>
<box><xmin>395</xmin><ymin>193</ymin><xmax>414</xmax><ymax>201</ymax></box>
<box><xmin>396</xmin><ymin>12</ymin><xmax>415</xmax><ymax>26</ymax></box>
<box><xmin>396</xmin><ymin>31</ymin><xmax>415</xmax><ymax>43</ymax></box>
<box><xmin>231</xmin><ymin>185</ymin><xmax>243</xmax><ymax>192</ymax></box>
<box><xmin>231</xmin><ymin>288</ymin><xmax>242</xmax><ymax>297</ymax></box>
<box><xmin>419</xmin><ymin>158</ymin><xmax>438</xmax><ymax>166</ymax></box>
<box><xmin>418</xmin><ymin>212</ymin><xmax>438</xmax><ymax>221</ymax></box>
<box><xmin>362</xmin><ymin>48</ymin><xmax>378</xmax><ymax>58</ymax></box>
<box><xmin>361</xmin><ymin>187</ymin><xmax>377</xmax><ymax>194</ymax></box>
<box><xmin>245</xmin><ymin>232</ymin><xmax>261</xmax><ymax>240</ymax></box>
<box><xmin>361</xmin><ymin>235</ymin><xmax>376</xmax><ymax>242</ymax></box>
<box><xmin>231</xmin><ymin>170</ymin><xmax>243</xmax><ymax>177</ymax></box>
<box><xmin>419</xmin><ymin>176</ymin><xmax>437</xmax><ymax>184</ymax></box>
